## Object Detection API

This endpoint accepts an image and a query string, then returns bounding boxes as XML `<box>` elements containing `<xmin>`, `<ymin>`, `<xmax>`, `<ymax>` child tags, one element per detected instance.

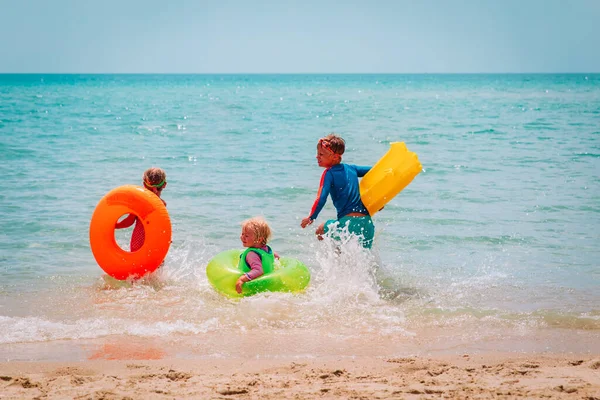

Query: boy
<box><xmin>300</xmin><ymin>134</ymin><xmax>374</xmax><ymax>248</ymax></box>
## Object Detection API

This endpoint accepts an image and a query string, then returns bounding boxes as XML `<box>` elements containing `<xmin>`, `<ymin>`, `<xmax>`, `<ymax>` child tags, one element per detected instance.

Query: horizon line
<box><xmin>1</xmin><ymin>72</ymin><xmax>599</xmax><ymax>75</ymax></box>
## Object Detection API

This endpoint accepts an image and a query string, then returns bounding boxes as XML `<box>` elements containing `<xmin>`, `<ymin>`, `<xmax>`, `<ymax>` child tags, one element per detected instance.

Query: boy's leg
<box><xmin>347</xmin><ymin>217</ymin><xmax>375</xmax><ymax>248</ymax></box>
<box><xmin>321</xmin><ymin>219</ymin><xmax>340</xmax><ymax>241</ymax></box>
<box><xmin>361</xmin><ymin>219</ymin><xmax>375</xmax><ymax>248</ymax></box>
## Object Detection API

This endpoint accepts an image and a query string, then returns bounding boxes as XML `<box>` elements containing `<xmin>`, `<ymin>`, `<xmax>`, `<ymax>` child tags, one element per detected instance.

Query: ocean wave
<box><xmin>0</xmin><ymin>316</ymin><xmax>220</xmax><ymax>344</ymax></box>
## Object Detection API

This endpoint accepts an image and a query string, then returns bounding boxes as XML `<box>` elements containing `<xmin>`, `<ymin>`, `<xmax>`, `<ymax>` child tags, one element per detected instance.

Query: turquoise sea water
<box><xmin>1</xmin><ymin>74</ymin><xmax>599</xmax><ymax>361</ymax></box>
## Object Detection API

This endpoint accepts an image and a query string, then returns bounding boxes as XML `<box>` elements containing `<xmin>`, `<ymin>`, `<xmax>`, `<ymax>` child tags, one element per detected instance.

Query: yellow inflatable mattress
<box><xmin>359</xmin><ymin>142</ymin><xmax>422</xmax><ymax>216</ymax></box>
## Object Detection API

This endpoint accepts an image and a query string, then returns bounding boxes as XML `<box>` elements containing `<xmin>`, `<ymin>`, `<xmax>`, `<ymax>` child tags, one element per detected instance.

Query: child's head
<box><xmin>318</xmin><ymin>133</ymin><xmax>345</xmax><ymax>155</ymax></box>
<box><xmin>240</xmin><ymin>216</ymin><xmax>272</xmax><ymax>248</ymax></box>
<box><xmin>143</xmin><ymin>167</ymin><xmax>167</xmax><ymax>195</ymax></box>
<box><xmin>316</xmin><ymin>133</ymin><xmax>345</xmax><ymax>168</ymax></box>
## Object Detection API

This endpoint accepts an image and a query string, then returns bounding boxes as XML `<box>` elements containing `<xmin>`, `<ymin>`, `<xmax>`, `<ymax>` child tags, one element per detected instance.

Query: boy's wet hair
<box><xmin>143</xmin><ymin>167</ymin><xmax>167</xmax><ymax>186</ymax></box>
<box><xmin>242</xmin><ymin>216</ymin><xmax>272</xmax><ymax>246</ymax></box>
<box><xmin>319</xmin><ymin>133</ymin><xmax>345</xmax><ymax>155</ymax></box>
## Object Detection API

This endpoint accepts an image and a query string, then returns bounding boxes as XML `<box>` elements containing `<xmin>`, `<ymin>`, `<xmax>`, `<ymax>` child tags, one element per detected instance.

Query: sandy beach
<box><xmin>2</xmin><ymin>353</ymin><xmax>599</xmax><ymax>399</ymax></box>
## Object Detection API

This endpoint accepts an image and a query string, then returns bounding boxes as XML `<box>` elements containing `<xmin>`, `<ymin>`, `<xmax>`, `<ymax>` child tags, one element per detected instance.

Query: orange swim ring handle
<box><xmin>89</xmin><ymin>185</ymin><xmax>172</xmax><ymax>280</ymax></box>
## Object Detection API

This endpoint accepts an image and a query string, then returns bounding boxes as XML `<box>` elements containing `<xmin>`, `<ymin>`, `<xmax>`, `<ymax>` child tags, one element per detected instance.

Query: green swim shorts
<box><xmin>323</xmin><ymin>216</ymin><xmax>375</xmax><ymax>248</ymax></box>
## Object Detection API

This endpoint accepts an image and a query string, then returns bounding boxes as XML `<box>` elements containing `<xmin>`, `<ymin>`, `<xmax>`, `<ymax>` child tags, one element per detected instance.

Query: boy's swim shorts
<box><xmin>323</xmin><ymin>215</ymin><xmax>375</xmax><ymax>248</ymax></box>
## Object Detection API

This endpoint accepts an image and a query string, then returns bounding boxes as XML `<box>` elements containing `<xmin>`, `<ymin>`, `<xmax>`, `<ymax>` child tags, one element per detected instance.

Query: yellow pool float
<box><xmin>359</xmin><ymin>142</ymin><xmax>422</xmax><ymax>216</ymax></box>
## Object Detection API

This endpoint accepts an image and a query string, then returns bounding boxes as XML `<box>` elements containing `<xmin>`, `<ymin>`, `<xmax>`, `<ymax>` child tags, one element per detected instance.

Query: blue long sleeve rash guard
<box><xmin>309</xmin><ymin>163</ymin><xmax>371</xmax><ymax>221</ymax></box>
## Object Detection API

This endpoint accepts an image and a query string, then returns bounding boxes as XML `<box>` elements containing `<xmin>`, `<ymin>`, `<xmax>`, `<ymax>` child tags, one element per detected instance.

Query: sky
<box><xmin>0</xmin><ymin>0</ymin><xmax>599</xmax><ymax>73</ymax></box>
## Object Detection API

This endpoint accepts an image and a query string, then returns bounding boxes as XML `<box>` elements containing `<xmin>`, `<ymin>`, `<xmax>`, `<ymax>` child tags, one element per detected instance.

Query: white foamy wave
<box><xmin>310</xmin><ymin>234</ymin><xmax>381</xmax><ymax>305</ymax></box>
<box><xmin>0</xmin><ymin>315</ymin><xmax>220</xmax><ymax>344</ymax></box>
<box><xmin>151</xmin><ymin>236</ymin><xmax>218</xmax><ymax>288</ymax></box>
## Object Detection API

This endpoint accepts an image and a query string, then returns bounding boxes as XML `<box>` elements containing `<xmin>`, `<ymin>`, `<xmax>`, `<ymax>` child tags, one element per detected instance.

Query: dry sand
<box><xmin>1</xmin><ymin>353</ymin><xmax>599</xmax><ymax>399</ymax></box>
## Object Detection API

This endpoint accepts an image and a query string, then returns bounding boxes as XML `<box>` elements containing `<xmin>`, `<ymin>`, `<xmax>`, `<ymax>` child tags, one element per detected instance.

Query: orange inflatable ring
<box><xmin>89</xmin><ymin>185</ymin><xmax>172</xmax><ymax>280</ymax></box>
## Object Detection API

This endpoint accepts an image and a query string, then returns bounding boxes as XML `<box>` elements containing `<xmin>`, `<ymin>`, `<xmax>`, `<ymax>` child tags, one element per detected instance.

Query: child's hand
<box><xmin>315</xmin><ymin>222</ymin><xmax>325</xmax><ymax>241</ymax></box>
<box><xmin>235</xmin><ymin>277</ymin><xmax>246</xmax><ymax>294</ymax></box>
<box><xmin>300</xmin><ymin>217</ymin><xmax>313</xmax><ymax>228</ymax></box>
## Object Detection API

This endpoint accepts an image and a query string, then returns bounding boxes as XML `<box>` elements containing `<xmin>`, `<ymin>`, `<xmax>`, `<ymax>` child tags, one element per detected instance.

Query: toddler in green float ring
<box><xmin>236</xmin><ymin>217</ymin><xmax>280</xmax><ymax>294</ymax></box>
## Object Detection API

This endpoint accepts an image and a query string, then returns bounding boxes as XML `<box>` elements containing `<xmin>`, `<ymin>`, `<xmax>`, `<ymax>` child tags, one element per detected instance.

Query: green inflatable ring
<box><xmin>206</xmin><ymin>249</ymin><xmax>311</xmax><ymax>298</ymax></box>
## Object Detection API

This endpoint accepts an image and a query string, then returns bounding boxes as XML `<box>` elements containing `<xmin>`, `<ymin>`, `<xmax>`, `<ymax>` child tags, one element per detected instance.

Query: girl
<box><xmin>115</xmin><ymin>167</ymin><xmax>167</xmax><ymax>252</ymax></box>
<box><xmin>236</xmin><ymin>217</ymin><xmax>279</xmax><ymax>294</ymax></box>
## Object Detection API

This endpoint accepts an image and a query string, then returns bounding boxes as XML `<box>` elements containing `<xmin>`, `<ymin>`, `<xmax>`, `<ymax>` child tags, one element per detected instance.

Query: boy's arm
<box><xmin>355</xmin><ymin>165</ymin><xmax>372</xmax><ymax>177</ymax></box>
<box><xmin>307</xmin><ymin>169</ymin><xmax>333</xmax><ymax>221</ymax></box>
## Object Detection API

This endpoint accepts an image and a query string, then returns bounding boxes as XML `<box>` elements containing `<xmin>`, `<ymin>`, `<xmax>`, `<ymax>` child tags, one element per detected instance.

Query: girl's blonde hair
<box><xmin>143</xmin><ymin>167</ymin><xmax>167</xmax><ymax>186</ymax></box>
<box><xmin>241</xmin><ymin>216</ymin><xmax>272</xmax><ymax>246</ymax></box>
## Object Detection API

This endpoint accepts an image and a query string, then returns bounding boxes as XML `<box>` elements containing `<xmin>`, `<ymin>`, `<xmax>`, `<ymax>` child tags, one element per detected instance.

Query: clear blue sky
<box><xmin>1</xmin><ymin>0</ymin><xmax>598</xmax><ymax>73</ymax></box>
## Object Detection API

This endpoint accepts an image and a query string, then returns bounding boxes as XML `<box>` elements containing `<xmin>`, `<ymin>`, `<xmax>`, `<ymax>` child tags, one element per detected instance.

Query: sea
<box><xmin>1</xmin><ymin>74</ymin><xmax>599</xmax><ymax>362</ymax></box>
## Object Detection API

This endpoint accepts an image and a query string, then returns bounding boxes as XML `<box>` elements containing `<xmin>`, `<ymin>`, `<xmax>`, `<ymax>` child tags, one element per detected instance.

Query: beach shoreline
<box><xmin>2</xmin><ymin>72</ymin><xmax>600</xmax><ymax>399</ymax></box>
<box><xmin>2</xmin><ymin>353</ymin><xmax>599</xmax><ymax>399</ymax></box>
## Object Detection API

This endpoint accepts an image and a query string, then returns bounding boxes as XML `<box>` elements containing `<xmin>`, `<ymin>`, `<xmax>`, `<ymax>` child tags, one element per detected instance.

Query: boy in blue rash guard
<box><xmin>300</xmin><ymin>133</ymin><xmax>375</xmax><ymax>248</ymax></box>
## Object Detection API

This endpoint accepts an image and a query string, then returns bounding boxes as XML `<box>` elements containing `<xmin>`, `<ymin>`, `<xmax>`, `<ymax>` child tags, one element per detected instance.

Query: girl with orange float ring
<box><xmin>89</xmin><ymin>168</ymin><xmax>171</xmax><ymax>280</ymax></box>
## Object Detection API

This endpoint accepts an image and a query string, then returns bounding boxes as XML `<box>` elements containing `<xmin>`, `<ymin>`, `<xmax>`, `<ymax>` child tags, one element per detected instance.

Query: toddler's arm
<box><xmin>235</xmin><ymin>252</ymin><xmax>265</xmax><ymax>294</ymax></box>
<box><xmin>244</xmin><ymin>252</ymin><xmax>265</xmax><ymax>279</ymax></box>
